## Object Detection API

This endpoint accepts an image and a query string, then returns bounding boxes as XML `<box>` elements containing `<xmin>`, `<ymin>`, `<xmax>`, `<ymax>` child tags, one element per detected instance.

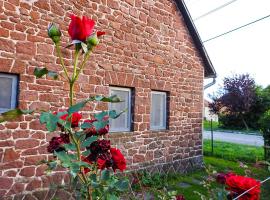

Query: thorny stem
<box><xmin>69</xmin><ymin>82</ymin><xmax>75</xmax><ymax>106</ymax></box>
<box><xmin>74</xmin><ymin>50</ymin><xmax>92</xmax><ymax>81</ymax></box>
<box><xmin>55</xmin><ymin>43</ymin><xmax>70</xmax><ymax>82</ymax></box>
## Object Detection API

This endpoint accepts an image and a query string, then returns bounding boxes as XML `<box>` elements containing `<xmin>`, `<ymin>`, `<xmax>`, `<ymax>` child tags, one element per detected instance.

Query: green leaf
<box><xmin>81</xmin><ymin>122</ymin><xmax>93</xmax><ymax>129</ymax></box>
<box><xmin>101</xmin><ymin>169</ymin><xmax>110</xmax><ymax>181</ymax></box>
<box><xmin>94</xmin><ymin>95</ymin><xmax>121</xmax><ymax>103</ymax></box>
<box><xmin>82</xmin><ymin>136</ymin><xmax>97</xmax><ymax>148</ymax></box>
<box><xmin>34</xmin><ymin>67</ymin><xmax>58</xmax><ymax>79</ymax></box>
<box><xmin>0</xmin><ymin>109</ymin><xmax>33</xmax><ymax>123</ymax></box>
<box><xmin>70</xmin><ymin>162</ymin><xmax>81</xmax><ymax>177</ymax></box>
<box><xmin>93</xmin><ymin>120</ymin><xmax>108</xmax><ymax>130</ymax></box>
<box><xmin>73</xmin><ymin>131</ymin><xmax>86</xmax><ymax>143</ymax></box>
<box><xmin>68</xmin><ymin>100</ymin><xmax>88</xmax><ymax>114</ymax></box>
<box><xmin>40</xmin><ymin>112</ymin><xmax>59</xmax><ymax>132</ymax></box>
<box><xmin>108</xmin><ymin>109</ymin><xmax>127</xmax><ymax>119</ymax></box>
<box><xmin>115</xmin><ymin>180</ymin><xmax>129</xmax><ymax>191</ymax></box>
<box><xmin>82</xmin><ymin>150</ymin><xmax>91</xmax><ymax>157</ymax></box>
<box><xmin>94</xmin><ymin>111</ymin><xmax>108</xmax><ymax>121</ymax></box>
<box><xmin>63</xmin><ymin>143</ymin><xmax>77</xmax><ymax>151</ymax></box>
<box><xmin>54</xmin><ymin>151</ymin><xmax>71</xmax><ymax>164</ymax></box>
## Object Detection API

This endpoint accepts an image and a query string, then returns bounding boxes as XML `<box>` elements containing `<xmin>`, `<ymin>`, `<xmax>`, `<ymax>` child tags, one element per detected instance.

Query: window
<box><xmin>109</xmin><ymin>87</ymin><xmax>132</xmax><ymax>132</ymax></box>
<box><xmin>0</xmin><ymin>73</ymin><xmax>18</xmax><ymax>113</ymax></box>
<box><xmin>151</xmin><ymin>91</ymin><xmax>167</xmax><ymax>130</ymax></box>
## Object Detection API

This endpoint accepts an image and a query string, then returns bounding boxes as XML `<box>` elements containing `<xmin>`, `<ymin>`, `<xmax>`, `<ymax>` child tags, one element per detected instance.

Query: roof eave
<box><xmin>174</xmin><ymin>0</ymin><xmax>217</xmax><ymax>78</ymax></box>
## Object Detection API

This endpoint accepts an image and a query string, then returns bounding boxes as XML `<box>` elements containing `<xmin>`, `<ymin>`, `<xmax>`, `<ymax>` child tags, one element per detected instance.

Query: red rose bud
<box><xmin>68</xmin><ymin>15</ymin><xmax>95</xmax><ymax>42</ymax></box>
<box><xmin>48</xmin><ymin>23</ymin><xmax>61</xmax><ymax>44</ymax></box>
<box><xmin>97</xmin><ymin>31</ymin><xmax>106</xmax><ymax>37</ymax></box>
<box><xmin>87</xmin><ymin>34</ymin><xmax>99</xmax><ymax>49</ymax></box>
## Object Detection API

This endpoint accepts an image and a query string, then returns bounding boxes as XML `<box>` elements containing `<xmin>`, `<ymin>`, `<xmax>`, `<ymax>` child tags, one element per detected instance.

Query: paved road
<box><xmin>203</xmin><ymin>131</ymin><xmax>264</xmax><ymax>146</ymax></box>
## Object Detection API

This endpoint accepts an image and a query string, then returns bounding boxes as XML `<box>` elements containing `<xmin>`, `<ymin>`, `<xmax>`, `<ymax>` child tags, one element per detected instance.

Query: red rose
<box><xmin>110</xmin><ymin>148</ymin><xmax>126</xmax><ymax>172</ymax></box>
<box><xmin>226</xmin><ymin>175</ymin><xmax>260</xmax><ymax>200</ymax></box>
<box><xmin>58</xmin><ymin>112</ymin><xmax>82</xmax><ymax>127</ymax></box>
<box><xmin>47</xmin><ymin>134</ymin><xmax>70</xmax><ymax>153</ymax></box>
<box><xmin>68</xmin><ymin>15</ymin><xmax>95</xmax><ymax>42</ymax></box>
<box><xmin>84</xmin><ymin>117</ymin><xmax>109</xmax><ymax>136</ymax></box>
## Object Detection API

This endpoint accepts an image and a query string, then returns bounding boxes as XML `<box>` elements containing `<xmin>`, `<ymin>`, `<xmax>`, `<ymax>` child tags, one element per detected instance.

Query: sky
<box><xmin>184</xmin><ymin>0</ymin><xmax>270</xmax><ymax>99</ymax></box>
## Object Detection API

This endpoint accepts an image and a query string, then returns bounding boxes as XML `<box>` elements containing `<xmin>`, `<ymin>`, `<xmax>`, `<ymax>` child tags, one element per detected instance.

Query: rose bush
<box><xmin>0</xmin><ymin>14</ymin><xmax>128</xmax><ymax>200</ymax></box>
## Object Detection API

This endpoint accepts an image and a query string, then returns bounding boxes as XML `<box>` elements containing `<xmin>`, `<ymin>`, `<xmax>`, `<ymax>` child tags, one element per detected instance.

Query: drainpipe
<box><xmin>204</xmin><ymin>78</ymin><xmax>216</xmax><ymax>90</ymax></box>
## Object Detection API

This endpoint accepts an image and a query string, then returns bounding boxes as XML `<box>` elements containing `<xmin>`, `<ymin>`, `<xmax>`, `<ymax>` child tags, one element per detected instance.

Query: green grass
<box><xmin>203</xmin><ymin>139</ymin><xmax>264</xmax><ymax>163</ymax></box>
<box><xmin>203</xmin><ymin>120</ymin><xmax>220</xmax><ymax>131</ymax></box>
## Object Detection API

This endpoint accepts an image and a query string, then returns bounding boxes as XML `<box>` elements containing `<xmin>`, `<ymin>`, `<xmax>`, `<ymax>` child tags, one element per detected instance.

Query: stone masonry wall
<box><xmin>0</xmin><ymin>0</ymin><xmax>204</xmax><ymax>199</ymax></box>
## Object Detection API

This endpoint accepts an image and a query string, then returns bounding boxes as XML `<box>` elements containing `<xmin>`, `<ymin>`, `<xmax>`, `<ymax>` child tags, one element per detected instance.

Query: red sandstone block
<box><xmin>15</xmin><ymin>139</ymin><xmax>40</xmax><ymax>149</ymax></box>
<box><xmin>0</xmin><ymin>161</ymin><xmax>23</xmax><ymax>170</ymax></box>
<box><xmin>20</xmin><ymin>167</ymin><xmax>36</xmax><ymax>177</ymax></box>
<box><xmin>8</xmin><ymin>182</ymin><xmax>25</xmax><ymax>195</ymax></box>
<box><xmin>133</xmin><ymin>154</ymin><xmax>145</xmax><ymax>163</ymax></box>
<box><xmin>24</xmin><ymin>155</ymin><xmax>46</xmax><ymax>166</ymax></box>
<box><xmin>25</xmin><ymin>179</ymin><xmax>42</xmax><ymax>191</ymax></box>
<box><xmin>0</xmin><ymin>140</ymin><xmax>14</xmax><ymax>147</ymax></box>
<box><xmin>0</xmin><ymin>38</ymin><xmax>15</xmax><ymax>52</ymax></box>
<box><xmin>0</xmin><ymin>28</ymin><xmax>9</xmax><ymax>37</ymax></box>
<box><xmin>0</xmin><ymin>177</ymin><xmax>13</xmax><ymax>189</ymax></box>
<box><xmin>3</xmin><ymin>148</ymin><xmax>20</xmax><ymax>162</ymax></box>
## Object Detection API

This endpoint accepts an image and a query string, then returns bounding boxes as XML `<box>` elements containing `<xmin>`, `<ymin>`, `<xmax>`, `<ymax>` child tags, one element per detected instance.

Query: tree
<box><xmin>209</xmin><ymin>74</ymin><xmax>257</xmax><ymax>130</ymax></box>
<box><xmin>259</xmin><ymin>110</ymin><xmax>270</xmax><ymax>161</ymax></box>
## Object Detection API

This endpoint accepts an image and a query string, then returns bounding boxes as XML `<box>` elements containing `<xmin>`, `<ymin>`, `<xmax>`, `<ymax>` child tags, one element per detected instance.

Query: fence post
<box><xmin>211</xmin><ymin>119</ymin><xmax>214</xmax><ymax>155</ymax></box>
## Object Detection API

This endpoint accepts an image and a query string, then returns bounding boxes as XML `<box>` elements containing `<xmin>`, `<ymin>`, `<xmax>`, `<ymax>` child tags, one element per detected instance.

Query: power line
<box><xmin>203</xmin><ymin>14</ymin><xmax>270</xmax><ymax>43</ymax></box>
<box><xmin>194</xmin><ymin>0</ymin><xmax>239</xmax><ymax>21</ymax></box>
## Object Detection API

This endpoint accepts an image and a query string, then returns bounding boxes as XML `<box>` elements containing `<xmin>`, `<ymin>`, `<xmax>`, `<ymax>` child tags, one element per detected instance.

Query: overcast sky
<box><xmin>184</xmin><ymin>0</ymin><xmax>270</xmax><ymax>98</ymax></box>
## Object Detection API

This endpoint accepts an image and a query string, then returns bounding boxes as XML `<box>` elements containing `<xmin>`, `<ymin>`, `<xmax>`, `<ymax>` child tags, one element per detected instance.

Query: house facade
<box><xmin>0</xmin><ymin>0</ymin><xmax>216</xmax><ymax>199</ymax></box>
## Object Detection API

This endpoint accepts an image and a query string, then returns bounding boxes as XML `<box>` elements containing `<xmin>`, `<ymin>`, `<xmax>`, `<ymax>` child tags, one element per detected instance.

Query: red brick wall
<box><xmin>0</xmin><ymin>0</ymin><xmax>204</xmax><ymax>198</ymax></box>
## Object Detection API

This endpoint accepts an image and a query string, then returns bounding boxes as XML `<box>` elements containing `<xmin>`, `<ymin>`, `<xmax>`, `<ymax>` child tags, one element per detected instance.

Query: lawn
<box><xmin>203</xmin><ymin>120</ymin><xmax>220</xmax><ymax>131</ymax></box>
<box><xmin>203</xmin><ymin>139</ymin><xmax>264</xmax><ymax>163</ymax></box>
<box><xmin>129</xmin><ymin>141</ymin><xmax>270</xmax><ymax>199</ymax></box>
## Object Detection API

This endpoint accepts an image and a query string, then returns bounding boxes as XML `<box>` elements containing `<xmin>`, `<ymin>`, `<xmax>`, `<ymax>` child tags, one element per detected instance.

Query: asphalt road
<box><xmin>203</xmin><ymin>131</ymin><xmax>264</xmax><ymax>146</ymax></box>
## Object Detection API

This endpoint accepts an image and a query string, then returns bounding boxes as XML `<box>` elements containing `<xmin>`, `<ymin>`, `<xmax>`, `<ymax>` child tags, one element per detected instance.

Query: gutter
<box><xmin>204</xmin><ymin>78</ymin><xmax>216</xmax><ymax>90</ymax></box>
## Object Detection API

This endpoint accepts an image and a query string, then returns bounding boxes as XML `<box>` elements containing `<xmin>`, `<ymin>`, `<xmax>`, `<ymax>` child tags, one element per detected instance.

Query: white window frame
<box><xmin>0</xmin><ymin>73</ymin><xmax>18</xmax><ymax>113</ymax></box>
<box><xmin>109</xmin><ymin>87</ymin><xmax>132</xmax><ymax>132</ymax></box>
<box><xmin>150</xmin><ymin>91</ymin><xmax>167</xmax><ymax>130</ymax></box>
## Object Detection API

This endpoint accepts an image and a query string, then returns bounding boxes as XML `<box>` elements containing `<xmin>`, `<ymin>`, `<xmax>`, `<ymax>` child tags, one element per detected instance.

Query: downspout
<box><xmin>204</xmin><ymin>78</ymin><xmax>216</xmax><ymax>90</ymax></box>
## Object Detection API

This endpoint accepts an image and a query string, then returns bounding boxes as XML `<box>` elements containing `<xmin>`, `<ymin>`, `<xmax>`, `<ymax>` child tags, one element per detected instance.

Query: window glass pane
<box><xmin>0</xmin><ymin>77</ymin><xmax>13</xmax><ymax>109</ymax></box>
<box><xmin>151</xmin><ymin>92</ymin><xmax>166</xmax><ymax>129</ymax></box>
<box><xmin>110</xmin><ymin>88</ymin><xmax>130</xmax><ymax>131</ymax></box>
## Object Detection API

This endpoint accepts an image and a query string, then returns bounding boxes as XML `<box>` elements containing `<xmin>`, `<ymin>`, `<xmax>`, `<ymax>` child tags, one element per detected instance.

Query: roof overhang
<box><xmin>174</xmin><ymin>0</ymin><xmax>217</xmax><ymax>78</ymax></box>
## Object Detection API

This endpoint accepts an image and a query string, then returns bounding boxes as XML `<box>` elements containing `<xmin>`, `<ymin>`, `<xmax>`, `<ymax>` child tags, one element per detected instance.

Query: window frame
<box><xmin>0</xmin><ymin>73</ymin><xmax>18</xmax><ymax>113</ymax></box>
<box><xmin>150</xmin><ymin>91</ymin><xmax>167</xmax><ymax>130</ymax></box>
<box><xmin>109</xmin><ymin>86</ymin><xmax>132</xmax><ymax>132</ymax></box>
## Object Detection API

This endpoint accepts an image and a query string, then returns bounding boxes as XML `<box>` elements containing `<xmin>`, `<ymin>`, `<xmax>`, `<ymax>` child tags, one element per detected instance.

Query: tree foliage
<box><xmin>209</xmin><ymin>74</ymin><xmax>257</xmax><ymax>130</ymax></box>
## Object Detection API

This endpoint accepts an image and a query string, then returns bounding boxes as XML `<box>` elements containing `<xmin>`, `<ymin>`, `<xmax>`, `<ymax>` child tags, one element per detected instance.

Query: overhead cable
<box><xmin>203</xmin><ymin>14</ymin><xmax>270</xmax><ymax>43</ymax></box>
<box><xmin>194</xmin><ymin>0</ymin><xmax>239</xmax><ymax>21</ymax></box>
